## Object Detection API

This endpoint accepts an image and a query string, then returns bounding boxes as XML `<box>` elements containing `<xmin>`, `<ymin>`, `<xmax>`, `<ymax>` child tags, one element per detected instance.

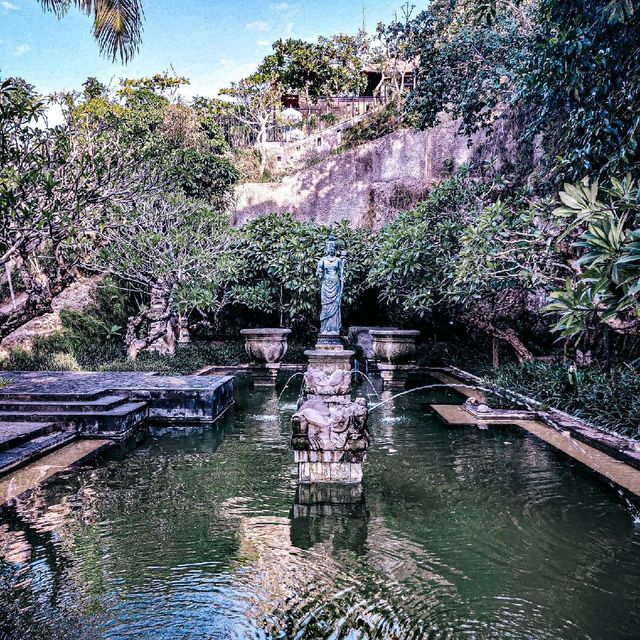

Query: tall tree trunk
<box><xmin>177</xmin><ymin>314</ymin><xmax>191</xmax><ymax>344</ymax></box>
<box><xmin>466</xmin><ymin>316</ymin><xmax>534</xmax><ymax>363</ymax></box>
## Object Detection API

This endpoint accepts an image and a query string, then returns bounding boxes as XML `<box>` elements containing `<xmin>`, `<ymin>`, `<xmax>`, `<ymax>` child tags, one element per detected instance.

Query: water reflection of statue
<box><xmin>317</xmin><ymin>232</ymin><xmax>345</xmax><ymax>336</ymax></box>
<box><xmin>290</xmin><ymin>484</ymin><xmax>369</xmax><ymax>555</ymax></box>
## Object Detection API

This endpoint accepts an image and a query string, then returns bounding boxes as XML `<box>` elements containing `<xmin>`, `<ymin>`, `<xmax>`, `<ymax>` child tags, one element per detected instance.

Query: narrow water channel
<box><xmin>1</xmin><ymin>379</ymin><xmax>639</xmax><ymax>639</ymax></box>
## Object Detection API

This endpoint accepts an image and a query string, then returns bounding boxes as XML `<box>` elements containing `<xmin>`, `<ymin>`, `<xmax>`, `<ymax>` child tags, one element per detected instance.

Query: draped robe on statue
<box><xmin>317</xmin><ymin>255</ymin><xmax>344</xmax><ymax>334</ymax></box>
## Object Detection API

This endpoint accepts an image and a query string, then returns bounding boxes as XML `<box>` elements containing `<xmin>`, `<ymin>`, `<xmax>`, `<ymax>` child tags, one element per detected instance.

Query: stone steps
<box><xmin>0</xmin><ymin>401</ymin><xmax>148</xmax><ymax>438</ymax></box>
<box><xmin>0</xmin><ymin>429</ymin><xmax>77</xmax><ymax>476</ymax></box>
<box><xmin>0</xmin><ymin>389</ymin><xmax>107</xmax><ymax>402</ymax></box>
<box><xmin>0</xmin><ymin>382</ymin><xmax>149</xmax><ymax>441</ymax></box>
<box><xmin>0</xmin><ymin>394</ymin><xmax>128</xmax><ymax>413</ymax></box>
<box><xmin>0</xmin><ymin>421</ymin><xmax>59</xmax><ymax>453</ymax></box>
<box><xmin>0</xmin><ymin>388</ymin><xmax>145</xmax><ymax>477</ymax></box>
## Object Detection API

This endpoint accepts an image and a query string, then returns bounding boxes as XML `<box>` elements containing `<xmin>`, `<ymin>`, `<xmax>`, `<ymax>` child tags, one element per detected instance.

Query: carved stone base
<box><xmin>298</xmin><ymin>460</ymin><xmax>364</xmax><ymax>483</ymax></box>
<box><xmin>377</xmin><ymin>363</ymin><xmax>415</xmax><ymax>389</ymax></box>
<box><xmin>251</xmin><ymin>363</ymin><xmax>281</xmax><ymax>387</ymax></box>
<box><xmin>293</xmin><ymin>450</ymin><xmax>366</xmax><ymax>463</ymax></box>
<box><xmin>304</xmin><ymin>348</ymin><xmax>354</xmax><ymax>375</ymax></box>
<box><xmin>293</xmin><ymin>341</ymin><xmax>369</xmax><ymax>484</ymax></box>
<box><xmin>316</xmin><ymin>332</ymin><xmax>344</xmax><ymax>348</ymax></box>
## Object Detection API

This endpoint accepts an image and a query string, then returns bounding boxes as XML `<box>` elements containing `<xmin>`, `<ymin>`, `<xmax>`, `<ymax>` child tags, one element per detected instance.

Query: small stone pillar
<box><xmin>240</xmin><ymin>328</ymin><xmax>291</xmax><ymax>387</ymax></box>
<box><xmin>370</xmin><ymin>329</ymin><xmax>420</xmax><ymax>389</ymax></box>
<box><xmin>291</xmin><ymin>342</ymin><xmax>369</xmax><ymax>483</ymax></box>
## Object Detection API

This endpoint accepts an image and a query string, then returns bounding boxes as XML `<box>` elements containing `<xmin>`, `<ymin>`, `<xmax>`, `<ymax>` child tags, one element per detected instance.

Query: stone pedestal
<box><xmin>370</xmin><ymin>329</ymin><xmax>420</xmax><ymax>390</ymax></box>
<box><xmin>240</xmin><ymin>328</ymin><xmax>291</xmax><ymax>387</ymax></box>
<box><xmin>303</xmin><ymin>347</ymin><xmax>353</xmax><ymax>374</ymax></box>
<box><xmin>291</xmin><ymin>344</ymin><xmax>369</xmax><ymax>484</ymax></box>
<box><xmin>249</xmin><ymin>363</ymin><xmax>282</xmax><ymax>388</ymax></box>
<box><xmin>377</xmin><ymin>363</ymin><xmax>414</xmax><ymax>389</ymax></box>
<box><xmin>316</xmin><ymin>332</ymin><xmax>344</xmax><ymax>348</ymax></box>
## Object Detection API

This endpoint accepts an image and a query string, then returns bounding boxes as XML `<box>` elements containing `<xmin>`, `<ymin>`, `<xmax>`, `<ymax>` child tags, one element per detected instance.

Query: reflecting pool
<box><xmin>1</xmin><ymin>379</ymin><xmax>639</xmax><ymax>639</ymax></box>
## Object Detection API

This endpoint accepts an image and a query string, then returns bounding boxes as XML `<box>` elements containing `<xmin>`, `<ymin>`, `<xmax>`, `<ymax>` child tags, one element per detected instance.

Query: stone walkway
<box><xmin>429</xmin><ymin>377</ymin><xmax>640</xmax><ymax>498</ymax></box>
<box><xmin>0</xmin><ymin>439</ymin><xmax>111</xmax><ymax>506</ymax></box>
<box><xmin>0</xmin><ymin>371</ymin><xmax>231</xmax><ymax>395</ymax></box>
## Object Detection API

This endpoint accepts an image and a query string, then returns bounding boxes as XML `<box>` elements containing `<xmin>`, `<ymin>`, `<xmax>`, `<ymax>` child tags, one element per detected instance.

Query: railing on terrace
<box><xmin>217</xmin><ymin>95</ymin><xmax>387</xmax><ymax>148</ymax></box>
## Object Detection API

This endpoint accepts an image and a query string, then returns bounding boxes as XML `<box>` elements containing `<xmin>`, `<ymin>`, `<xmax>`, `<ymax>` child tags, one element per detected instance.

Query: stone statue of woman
<box><xmin>317</xmin><ymin>232</ymin><xmax>345</xmax><ymax>337</ymax></box>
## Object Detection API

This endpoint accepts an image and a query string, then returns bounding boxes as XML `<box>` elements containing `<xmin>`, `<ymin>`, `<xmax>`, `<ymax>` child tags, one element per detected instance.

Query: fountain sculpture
<box><xmin>291</xmin><ymin>233</ymin><xmax>370</xmax><ymax>483</ymax></box>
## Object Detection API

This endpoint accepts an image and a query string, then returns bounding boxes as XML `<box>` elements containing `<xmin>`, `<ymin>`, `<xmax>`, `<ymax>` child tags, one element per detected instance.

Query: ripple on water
<box><xmin>1</xmin><ymin>382</ymin><xmax>640</xmax><ymax>639</ymax></box>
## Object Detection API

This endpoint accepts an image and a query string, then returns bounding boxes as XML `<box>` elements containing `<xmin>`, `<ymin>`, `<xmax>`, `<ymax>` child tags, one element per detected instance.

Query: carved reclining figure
<box><xmin>292</xmin><ymin>396</ymin><xmax>369</xmax><ymax>452</ymax></box>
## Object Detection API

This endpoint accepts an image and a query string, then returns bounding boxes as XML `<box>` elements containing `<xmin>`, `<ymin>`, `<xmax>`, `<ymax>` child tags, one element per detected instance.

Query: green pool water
<box><xmin>1</xmin><ymin>379</ymin><xmax>639</xmax><ymax>639</ymax></box>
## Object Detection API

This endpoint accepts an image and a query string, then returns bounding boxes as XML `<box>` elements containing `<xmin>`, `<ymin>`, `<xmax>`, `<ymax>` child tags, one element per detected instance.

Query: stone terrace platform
<box><xmin>0</xmin><ymin>371</ymin><xmax>234</xmax><ymax>441</ymax></box>
<box><xmin>0</xmin><ymin>371</ymin><xmax>234</xmax><ymax>497</ymax></box>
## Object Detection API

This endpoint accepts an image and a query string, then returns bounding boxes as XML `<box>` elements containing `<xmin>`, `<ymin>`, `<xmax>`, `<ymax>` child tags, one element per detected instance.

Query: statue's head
<box><xmin>326</xmin><ymin>232</ymin><xmax>337</xmax><ymax>256</ymax></box>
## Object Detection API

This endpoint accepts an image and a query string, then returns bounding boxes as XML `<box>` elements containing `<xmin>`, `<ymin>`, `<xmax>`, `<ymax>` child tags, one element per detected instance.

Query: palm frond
<box><xmin>39</xmin><ymin>0</ymin><xmax>143</xmax><ymax>63</ymax></box>
<box><xmin>94</xmin><ymin>0</ymin><xmax>143</xmax><ymax>63</ymax></box>
<box><xmin>39</xmin><ymin>0</ymin><xmax>93</xmax><ymax>18</ymax></box>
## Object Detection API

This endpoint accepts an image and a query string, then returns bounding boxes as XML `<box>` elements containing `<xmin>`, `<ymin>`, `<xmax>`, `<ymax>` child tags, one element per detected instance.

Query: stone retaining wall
<box><xmin>232</xmin><ymin>115</ymin><xmax>525</xmax><ymax>229</ymax></box>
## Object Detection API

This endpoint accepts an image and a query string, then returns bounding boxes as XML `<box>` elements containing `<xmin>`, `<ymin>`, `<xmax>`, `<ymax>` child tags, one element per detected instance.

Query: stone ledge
<box><xmin>428</xmin><ymin>366</ymin><xmax>640</xmax><ymax>471</ymax></box>
<box><xmin>0</xmin><ymin>372</ymin><xmax>234</xmax><ymax>424</ymax></box>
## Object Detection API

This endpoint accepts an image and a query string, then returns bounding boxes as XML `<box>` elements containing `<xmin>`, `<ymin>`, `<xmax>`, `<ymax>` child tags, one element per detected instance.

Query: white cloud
<box><xmin>246</xmin><ymin>20</ymin><xmax>269</xmax><ymax>31</ymax></box>
<box><xmin>32</xmin><ymin>101</ymin><xmax>65</xmax><ymax>130</ymax></box>
<box><xmin>1</xmin><ymin>1</ymin><xmax>18</xmax><ymax>13</ymax></box>
<box><xmin>14</xmin><ymin>43</ymin><xmax>30</xmax><ymax>57</ymax></box>
<box><xmin>257</xmin><ymin>39</ymin><xmax>271</xmax><ymax>47</ymax></box>
<box><xmin>45</xmin><ymin>103</ymin><xmax>64</xmax><ymax>128</ymax></box>
<box><xmin>269</xmin><ymin>2</ymin><xmax>289</xmax><ymax>9</ymax></box>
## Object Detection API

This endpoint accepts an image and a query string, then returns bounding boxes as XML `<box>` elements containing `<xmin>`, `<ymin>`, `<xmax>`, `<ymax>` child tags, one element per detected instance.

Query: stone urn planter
<box><xmin>240</xmin><ymin>328</ymin><xmax>291</xmax><ymax>386</ymax></box>
<box><xmin>370</xmin><ymin>329</ymin><xmax>420</xmax><ymax>389</ymax></box>
<box><xmin>347</xmin><ymin>326</ymin><xmax>397</xmax><ymax>363</ymax></box>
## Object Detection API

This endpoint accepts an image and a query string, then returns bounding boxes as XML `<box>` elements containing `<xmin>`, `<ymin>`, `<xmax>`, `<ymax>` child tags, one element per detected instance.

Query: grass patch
<box><xmin>100</xmin><ymin>342</ymin><xmax>249</xmax><ymax>374</ymax></box>
<box><xmin>1</xmin><ymin>338</ymin><xmax>250</xmax><ymax>375</ymax></box>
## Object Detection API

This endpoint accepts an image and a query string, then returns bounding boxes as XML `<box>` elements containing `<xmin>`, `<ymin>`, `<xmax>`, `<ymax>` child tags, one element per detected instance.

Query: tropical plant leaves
<box><xmin>39</xmin><ymin>0</ymin><xmax>144</xmax><ymax>62</ymax></box>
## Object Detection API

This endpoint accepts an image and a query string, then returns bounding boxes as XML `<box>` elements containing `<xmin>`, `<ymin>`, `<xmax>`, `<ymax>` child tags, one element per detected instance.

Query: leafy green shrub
<box><xmin>483</xmin><ymin>361</ymin><xmax>640</xmax><ymax>438</ymax></box>
<box><xmin>1</xmin><ymin>338</ymin><xmax>124</xmax><ymax>372</ymax></box>
<box><xmin>416</xmin><ymin>339</ymin><xmax>493</xmax><ymax>373</ymax></box>
<box><xmin>341</xmin><ymin>102</ymin><xmax>407</xmax><ymax>151</ymax></box>
<box><xmin>231</xmin><ymin>214</ymin><xmax>373</xmax><ymax>330</ymax></box>
<box><xmin>367</xmin><ymin>168</ymin><xmax>481</xmax><ymax>316</ymax></box>
<box><xmin>1</xmin><ymin>280</ymin><xmax>132</xmax><ymax>372</ymax></box>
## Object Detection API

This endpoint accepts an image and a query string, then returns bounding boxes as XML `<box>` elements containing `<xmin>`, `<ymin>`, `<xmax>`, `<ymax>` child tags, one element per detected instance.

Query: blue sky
<box><xmin>0</xmin><ymin>0</ymin><xmax>407</xmax><ymax>100</ymax></box>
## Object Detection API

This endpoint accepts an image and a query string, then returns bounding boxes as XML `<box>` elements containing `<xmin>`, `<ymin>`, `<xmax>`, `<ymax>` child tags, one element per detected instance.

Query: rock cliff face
<box><xmin>0</xmin><ymin>277</ymin><xmax>100</xmax><ymax>360</ymax></box>
<box><xmin>231</xmin><ymin>115</ymin><xmax>524</xmax><ymax>229</ymax></box>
